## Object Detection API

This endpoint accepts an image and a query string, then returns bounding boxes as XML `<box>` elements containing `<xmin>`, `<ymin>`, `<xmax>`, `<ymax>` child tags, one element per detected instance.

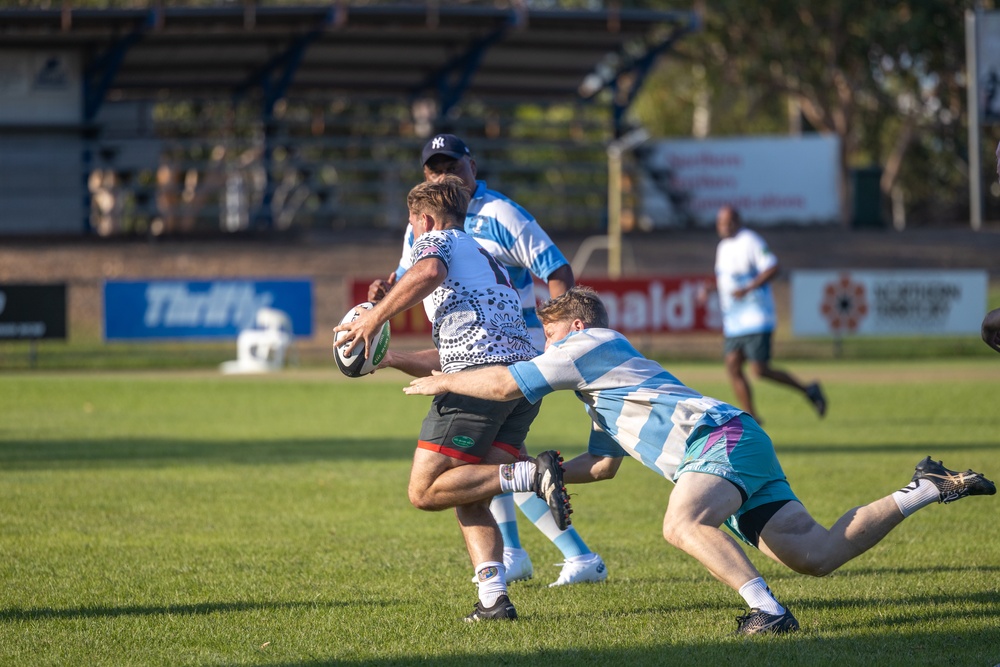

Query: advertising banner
<box><xmin>791</xmin><ymin>270</ymin><xmax>988</xmax><ymax>337</ymax></box>
<box><xmin>0</xmin><ymin>50</ymin><xmax>81</xmax><ymax>124</ymax></box>
<box><xmin>639</xmin><ymin>135</ymin><xmax>841</xmax><ymax>228</ymax></box>
<box><xmin>104</xmin><ymin>279</ymin><xmax>313</xmax><ymax>340</ymax></box>
<box><xmin>351</xmin><ymin>276</ymin><xmax>721</xmax><ymax>335</ymax></box>
<box><xmin>0</xmin><ymin>283</ymin><xmax>67</xmax><ymax>340</ymax></box>
<box><xmin>583</xmin><ymin>277</ymin><xmax>721</xmax><ymax>333</ymax></box>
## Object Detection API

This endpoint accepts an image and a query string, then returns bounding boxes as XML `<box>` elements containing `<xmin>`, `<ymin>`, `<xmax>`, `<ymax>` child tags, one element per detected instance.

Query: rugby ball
<box><xmin>334</xmin><ymin>302</ymin><xmax>391</xmax><ymax>377</ymax></box>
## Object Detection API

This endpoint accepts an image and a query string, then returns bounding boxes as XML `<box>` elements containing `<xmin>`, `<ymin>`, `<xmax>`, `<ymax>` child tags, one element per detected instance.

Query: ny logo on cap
<box><xmin>432</xmin><ymin>136</ymin><xmax>445</xmax><ymax>149</ymax></box>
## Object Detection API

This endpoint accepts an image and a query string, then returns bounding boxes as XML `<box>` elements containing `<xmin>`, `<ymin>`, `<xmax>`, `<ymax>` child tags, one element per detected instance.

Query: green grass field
<box><xmin>1</xmin><ymin>360</ymin><xmax>998</xmax><ymax>666</ymax></box>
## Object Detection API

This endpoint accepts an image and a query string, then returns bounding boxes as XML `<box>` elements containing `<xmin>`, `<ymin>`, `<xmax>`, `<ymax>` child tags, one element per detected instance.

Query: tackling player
<box><xmin>404</xmin><ymin>286</ymin><xmax>996</xmax><ymax>634</ymax></box>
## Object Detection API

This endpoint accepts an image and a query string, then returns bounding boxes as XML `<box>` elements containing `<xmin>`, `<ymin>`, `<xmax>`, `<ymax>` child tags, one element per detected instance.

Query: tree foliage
<box><xmin>633</xmin><ymin>0</ymin><xmax>997</xmax><ymax>225</ymax></box>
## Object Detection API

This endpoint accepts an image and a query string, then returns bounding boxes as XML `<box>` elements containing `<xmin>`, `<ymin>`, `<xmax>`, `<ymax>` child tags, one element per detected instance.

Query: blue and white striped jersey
<box><xmin>410</xmin><ymin>228</ymin><xmax>535</xmax><ymax>373</ymax></box>
<box><xmin>508</xmin><ymin>328</ymin><xmax>745</xmax><ymax>480</ymax></box>
<box><xmin>715</xmin><ymin>228</ymin><xmax>778</xmax><ymax>337</ymax></box>
<box><xmin>395</xmin><ymin>180</ymin><xmax>569</xmax><ymax>350</ymax></box>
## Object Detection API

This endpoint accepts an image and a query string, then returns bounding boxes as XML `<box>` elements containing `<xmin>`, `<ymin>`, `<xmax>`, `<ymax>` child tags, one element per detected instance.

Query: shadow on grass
<box><xmin>0</xmin><ymin>598</ymin><xmax>395</xmax><ymax>622</ymax></box>
<box><xmin>0</xmin><ymin>437</ymin><xmax>415</xmax><ymax>470</ymax></box>
<box><xmin>4</xmin><ymin>592</ymin><xmax>996</xmax><ymax>666</ymax></box>
<box><xmin>247</xmin><ymin>628</ymin><xmax>1000</xmax><ymax>667</ymax></box>
<box><xmin>553</xmin><ymin>586</ymin><xmax>999</xmax><ymax>624</ymax></box>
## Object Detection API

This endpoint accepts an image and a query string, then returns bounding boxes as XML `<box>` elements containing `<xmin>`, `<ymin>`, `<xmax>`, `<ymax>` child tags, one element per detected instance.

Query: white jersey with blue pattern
<box><xmin>395</xmin><ymin>180</ymin><xmax>569</xmax><ymax>349</ymax></box>
<box><xmin>410</xmin><ymin>228</ymin><xmax>535</xmax><ymax>373</ymax></box>
<box><xmin>508</xmin><ymin>328</ymin><xmax>744</xmax><ymax>480</ymax></box>
<box><xmin>715</xmin><ymin>228</ymin><xmax>778</xmax><ymax>337</ymax></box>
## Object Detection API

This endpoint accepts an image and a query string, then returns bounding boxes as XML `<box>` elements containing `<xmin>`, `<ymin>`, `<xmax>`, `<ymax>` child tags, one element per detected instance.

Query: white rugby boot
<box><xmin>548</xmin><ymin>553</ymin><xmax>608</xmax><ymax>587</ymax></box>
<box><xmin>503</xmin><ymin>547</ymin><xmax>534</xmax><ymax>583</ymax></box>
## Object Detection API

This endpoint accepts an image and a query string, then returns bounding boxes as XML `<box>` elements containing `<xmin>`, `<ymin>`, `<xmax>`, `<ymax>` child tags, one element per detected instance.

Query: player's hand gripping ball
<box><xmin>334</xmin><ymin>302</ymin><xmax>391</xmax><ymax>377</ymax></box>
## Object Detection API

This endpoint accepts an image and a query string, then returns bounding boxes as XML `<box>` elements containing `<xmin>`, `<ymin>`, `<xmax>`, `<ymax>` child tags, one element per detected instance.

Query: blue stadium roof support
<box><xmin>234</xmin><ymin>6</ymin><xmax>338</xmax><ymax>117</ymax></box>
<box><xmin>417</xmin><ymin>12</ymin><xmax>519</xmax><ymax>119</ymax></box>
<box><xmin>82</xmin><ymin>22</ymin><xmax>150</xmax><ymax>122</ymax></box>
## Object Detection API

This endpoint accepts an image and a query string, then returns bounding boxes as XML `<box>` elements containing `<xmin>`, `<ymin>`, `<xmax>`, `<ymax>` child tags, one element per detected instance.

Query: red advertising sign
<box><xmin>351</xmin><ymin>277</ymin><xmax>722</xmax><ymax>335</ymax></box>
<box><xmin>584</xmin><ymin>277</ymin><xmax>721</xmax><ymax>333</ymax></box>
<box><xmin>350</xmin><ymin>281</ymin><xmax>433</xmax><ymax>336</ymax></box>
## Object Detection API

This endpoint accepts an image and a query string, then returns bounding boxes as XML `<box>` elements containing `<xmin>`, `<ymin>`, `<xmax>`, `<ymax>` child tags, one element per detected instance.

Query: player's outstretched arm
<box><xmin>545</xmin><ymin>264</ymin><xmax>575</xmax><ymax>299</ymax></box>
<box><xmin>367</xmin><ymin>271</ymin><xmax>397</xmax><ymax>302</ymax></box>
<box><xmin>380</xmin><ymin>348</ymin><xmax>441</xmax><ymax>378</ymax></box>
<box><xmin>562</xmin><ymin>452</ymin><xmax>623</xmax><ymax>484</ymax></box>
<box><xmin>404</xmin><ymin>366</ymin><xmax>522</xmax><ymax>401</ymax></box>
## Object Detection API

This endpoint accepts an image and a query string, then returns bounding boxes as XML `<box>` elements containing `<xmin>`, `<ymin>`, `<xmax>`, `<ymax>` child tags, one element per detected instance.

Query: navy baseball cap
<box><xmin>421</xmin><ymin>134</ymin><xmax>471</xmax><ymax>165</ymax></box>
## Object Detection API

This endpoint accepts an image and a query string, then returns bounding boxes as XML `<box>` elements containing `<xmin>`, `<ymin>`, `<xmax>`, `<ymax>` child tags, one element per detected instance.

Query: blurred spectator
<box><xmin>89</xmin><ymin>168</ymin><xmax>123</xmax><ymax>236</ymax></box>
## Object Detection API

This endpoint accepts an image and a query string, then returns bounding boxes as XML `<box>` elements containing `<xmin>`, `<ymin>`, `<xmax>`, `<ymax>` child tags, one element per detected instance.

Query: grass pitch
<box><xmin>0</xmin><ymin>360</ymin><xmax>998</xmax><ymax>666</ymax></box>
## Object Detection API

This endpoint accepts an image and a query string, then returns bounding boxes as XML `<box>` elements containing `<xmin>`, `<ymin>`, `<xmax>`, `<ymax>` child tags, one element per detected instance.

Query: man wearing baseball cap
<box><xmin>369</xmin><ymin>133</ymin><xmax>607</xmax><ymax>588</ymax></box>
<box><xmin>420</xmin><ymin>133</ymin><xmax>472</xmax><ymax>163</ymax></box>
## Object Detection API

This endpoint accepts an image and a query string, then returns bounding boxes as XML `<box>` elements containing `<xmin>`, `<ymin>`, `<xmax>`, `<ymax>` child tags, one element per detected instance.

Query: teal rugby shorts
<box><xmin>675</xmin><ymin>414</ymin><xmax>798</xmax><ymax>546</ymax></box>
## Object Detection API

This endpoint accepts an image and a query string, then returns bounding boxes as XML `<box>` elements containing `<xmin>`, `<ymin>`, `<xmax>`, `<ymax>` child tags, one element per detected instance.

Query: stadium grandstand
<box><xmin>0</xmin><ymin>1</ymin><xmax>698</xmax><ymax>236</ymax></box>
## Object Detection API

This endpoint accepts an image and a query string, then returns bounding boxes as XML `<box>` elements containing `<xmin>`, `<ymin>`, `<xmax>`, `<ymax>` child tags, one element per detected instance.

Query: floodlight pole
<box><xmin>606</xmin><ymin>128</ymin><xmax>648</xmax><ymax>279</ymax></box>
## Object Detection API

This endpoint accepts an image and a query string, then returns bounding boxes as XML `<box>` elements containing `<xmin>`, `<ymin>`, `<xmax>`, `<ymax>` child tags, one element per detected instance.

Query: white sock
<box><xmin>738</xmin><ymin>577</ymin><xmax>784</xmax><ymax>615</ymax></box>
<box><xmin>891</xmin><ymin>478</ymin><xmax>941</xmax><ymax>517</ymax></box>
<box><xmin>474</xmin><ymin>561</ymin><xmax>507</xmax><ymax>607</ymax></box>
<box><xmin>499</xmin><ymin>461</ymin><xmax>536</xmax><ymax>494</ymax></box>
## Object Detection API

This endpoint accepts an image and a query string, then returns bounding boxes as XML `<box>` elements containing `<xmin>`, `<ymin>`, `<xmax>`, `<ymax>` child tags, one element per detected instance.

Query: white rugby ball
<box><xmin>334</xmin><ymin>302</ymin><xmax>391</xmax><ymax>377</ymax></box>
